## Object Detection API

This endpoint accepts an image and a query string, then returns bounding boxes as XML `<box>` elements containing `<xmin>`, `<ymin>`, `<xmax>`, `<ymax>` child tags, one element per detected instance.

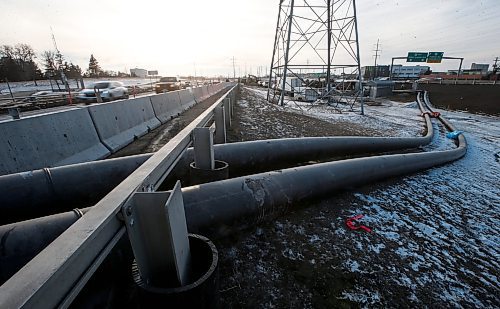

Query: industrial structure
<box><xmin>391</xmin><ymin>65</ymin><xmax>430</xmax><ymax>80</ymax></box>
<box><xmin>267</xmin><ymin>0</ymin><xmax>364</xmax><ymax>113</ymax></box>
<box><xmin>130</xmin><ymin>68</ymin><xmax>147</xmax><ymax>78</ymax></box>
<box><xmin>361</xmin><ymin>65</ymin><xmax>390</xmax><ymax>80</ymax></box>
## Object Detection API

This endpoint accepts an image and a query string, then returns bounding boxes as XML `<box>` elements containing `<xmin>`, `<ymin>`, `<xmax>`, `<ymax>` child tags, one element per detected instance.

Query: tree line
<box><xmin>0</xmin><ymin>43</ymin><xmax>130</xmax><ymax>82</ymax></box>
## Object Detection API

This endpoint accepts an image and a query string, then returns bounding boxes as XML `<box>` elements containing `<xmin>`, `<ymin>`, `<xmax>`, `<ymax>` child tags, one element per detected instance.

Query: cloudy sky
<box><xmin>0</xmin><ymin>0</ymin><xmax>498</xmax><ymax>76</ymax></box>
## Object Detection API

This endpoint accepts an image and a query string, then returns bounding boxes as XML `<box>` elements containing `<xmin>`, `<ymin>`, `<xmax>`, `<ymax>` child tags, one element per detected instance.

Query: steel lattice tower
<box><xmin>267</xmin><ymin>0</ymin><xmax>364</xmax><ymax>114</ymax></box>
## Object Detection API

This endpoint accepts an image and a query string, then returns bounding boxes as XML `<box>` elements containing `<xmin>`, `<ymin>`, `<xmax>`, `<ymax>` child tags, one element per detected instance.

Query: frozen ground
<box><xmin>217</xmin><ymin>87</ymin><xmax>499</xmax><ymax>307</ymax></box>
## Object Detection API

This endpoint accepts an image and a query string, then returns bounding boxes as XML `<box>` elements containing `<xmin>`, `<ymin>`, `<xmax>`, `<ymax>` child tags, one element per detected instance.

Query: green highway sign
<box><xmin>427</xmin><ymin>52</ymin><xmax>444</xmax><ymax>63</ymax></box>
<box><xmin>407</xmin><ymin>52</ymin><xmax>428</xmax><ymax>62</ymax></box>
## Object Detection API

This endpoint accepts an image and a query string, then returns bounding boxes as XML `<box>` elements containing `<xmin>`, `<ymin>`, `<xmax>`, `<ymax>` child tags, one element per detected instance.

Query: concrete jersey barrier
<box><xmin>88</xmin><ymin>97</ymin><xmax>161</xmax><ymax>152</ymax></box>
<box><xmin>0</xmin><ymin>109</ymin><xmax>110</xmax><ymax>175</ymax></box>
<box><xmin>0</xmin><ymin>84</ymin><xmax>231</xmax><ymax>175</ymax></box>
<box><xmin>150</xmin><ymin>92</ymin><xmax>183</xmax><ymax>124</ymax></box>
<box><xmin>201</xmin><ymin>86</ymin><xmax>210</xmax><ymax>101</ymax></box>
<box><xmin>192</xmin><ymin>87</ymin><xmax>204</xmax><ymax>103</ymax></box>
<box><xmin>178</xmin><ymin>89</ymin><xmax>197</xmax><ymax>110</ymax></box>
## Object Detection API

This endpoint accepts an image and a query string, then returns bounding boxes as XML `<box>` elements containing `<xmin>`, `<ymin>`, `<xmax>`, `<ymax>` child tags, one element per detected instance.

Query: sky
<box><xmin>0</xmin><ymin>0</ymin><xmax>499</xmax><ymax>77</ymax></box>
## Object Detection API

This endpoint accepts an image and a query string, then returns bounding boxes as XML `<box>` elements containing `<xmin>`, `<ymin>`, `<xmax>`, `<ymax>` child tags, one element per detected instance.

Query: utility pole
<box><xmin>194</xmin><ymin>63</ymin><xmax>197</xmax><ymax>84</ymax></box>
<box><xmin>231</xmin><ymin>57</ymin><xmax>236</xmax><ymax>80</ymax></box>
<box><xmin>373</xmin><ymin>39</ymin><xmax>381</xmax><ymax>80</ymax></box>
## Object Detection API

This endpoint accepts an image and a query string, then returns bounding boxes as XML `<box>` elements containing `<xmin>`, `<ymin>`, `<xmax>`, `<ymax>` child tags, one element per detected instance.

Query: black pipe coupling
<box><xmin>189</xmin><ymin>160</ymin><xmax>229</xmax><ymax>185</ymax></box>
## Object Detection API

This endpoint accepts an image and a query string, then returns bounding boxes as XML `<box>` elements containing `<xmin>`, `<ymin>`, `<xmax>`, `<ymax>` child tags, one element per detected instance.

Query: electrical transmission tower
<box><xmin>267</xmin><ymin>0</ymin><xmax>364</xmax><ymax>114</ymax></box>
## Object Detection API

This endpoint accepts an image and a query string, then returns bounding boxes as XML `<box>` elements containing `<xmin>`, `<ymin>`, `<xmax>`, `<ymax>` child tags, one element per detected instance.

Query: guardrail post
<box><xmin>94</xmin><ymin>88</ymin><xmax>103</xmax><ymax>103</ymax></box>
<box><xmin>8</xmin><ymin>108</ymin><xmax>20</xmax><ymax>120</ymax></box>
<box><xmin>214</xmin><ymin>106</ymin><xmax>226</xmax><ymax>144</ymax></box>
<box><xmin>123</xmin><ymin>181</ymin><xmax>191</xmax><ymax>287</ymax></box>
<box><xmin>193</xmin><ymin>127</ymin><xmax>215</xmax><ymax>170</ymax></box>
<box><xmin>223</xmin><ymin>98</ymin><xmax>232</xmax><ymax>128</ymax></box>
<box><xmin>190</xmin><ymin>126</ymin><xmax>229</xmax><ymax>184</ymax></box>
<box><xmin>230</xmin><ymin>90</ymin><xmax>236</xmax><ymax>117</ymax></box>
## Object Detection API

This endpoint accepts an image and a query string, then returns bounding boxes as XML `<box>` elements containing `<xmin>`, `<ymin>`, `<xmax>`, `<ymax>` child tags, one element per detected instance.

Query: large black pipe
<box><xmin>181</xmin><ymin>93</ymin><xmax>465</xmax><ymax>233</ymax></box>
<box><xmin>0</xmin><ymin>123</ymin><xmax>433</xmax><ymax>224</ymax></box>
<box><xmin>1</xmin><ymin>92</ymin><xmax>432</xmax><ymax>223</ymax></box>
<box><xmin>0</xmin><ymin>131</ymin><xmax>465</xmax><ymax>285</ymax></box>
<box><xmin>0</xmin><ymin>95</ymin><xmax>429</xmax><ymax>216</ymax></box>
<box><xmin>167</xmin><ymin>92</ymin><xmax>433</xmax><ymax>185</ymax></box>
<box><xmin>0</xmin><ymin>94</ymin><xmax>460</xmax><ymax>283</ymax></box>
<box><xmin>182</xmin><ymin>134</ymin><xmax>467</xmax><ymax>234</ymax></box>
<box><xmin>163</xmin><ymin>130</ymin><xmax>433</xmax><ymax>188</ymax></box>
<box><xmin>0</xmin><ymin>209</ymin><xmax>87</xmax><ymax>284</ymax></box>
<box><xmin>423</xmin><ymin>91</ymin><xmax>459</xmax><ymax>132</ymax></box>
<box><xmin>0</xmin><ymin>154</ymin><xmax>150</xmax><ymax>225</ymax></box>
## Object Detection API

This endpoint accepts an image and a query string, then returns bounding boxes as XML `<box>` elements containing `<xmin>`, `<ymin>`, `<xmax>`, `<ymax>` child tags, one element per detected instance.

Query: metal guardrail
<box><xmin>0</xmin><ymin>93</ymin><xmax>77</xmax><ymax>114</ymax></box>
<box><xmin>417</xmin><ymin>79</ymin><xmax>498</xmax><ymax>85</ymax></box>
<box><xmin>0</xmin><ymin>83</ymin><xmax>238</xmax><ymax>309</ymax></box>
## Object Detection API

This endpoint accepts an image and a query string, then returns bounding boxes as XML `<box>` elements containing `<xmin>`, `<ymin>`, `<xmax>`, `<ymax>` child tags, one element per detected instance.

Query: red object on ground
<box><xmin>346</xmin><ymin>215</ymin><xmax>372</xmax><ymax>232</ymax></box>
<box><xmin>421</xmin><ymin>111</ymin><xmax>441</xmax><ymax>118</ymax></box>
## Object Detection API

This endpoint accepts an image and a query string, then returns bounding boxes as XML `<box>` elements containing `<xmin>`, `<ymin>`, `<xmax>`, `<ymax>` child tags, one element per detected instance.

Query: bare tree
<box><xmin>1</xmin><ymin>43</ymin><xmax>41</xmax><ymax>82</ymax></box>
<box><xmin>41</xmin><ymin>50</ymin><xmax>58</xmax><ymax>76</ymax></box>
<box><xmin>14</xmin><ymin>44</ymin><xmax>36</xmax><ymax>64</ymax></box>
<box><xmin>0</xmin><ymin>45</ymin><xmax>15</xmax><ymax>59</ymax></box>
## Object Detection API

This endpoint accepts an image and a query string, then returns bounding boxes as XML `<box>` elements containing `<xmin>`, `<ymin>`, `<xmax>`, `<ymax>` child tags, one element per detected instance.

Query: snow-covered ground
<box><xmin>219</xmin><ymin>87</ymin><xmax>499</xmax><ymax>307</ymax></box>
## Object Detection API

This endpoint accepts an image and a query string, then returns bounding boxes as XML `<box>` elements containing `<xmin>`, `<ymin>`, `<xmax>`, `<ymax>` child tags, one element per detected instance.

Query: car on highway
<box><xmin>77</xmin><ymin>81</ymin><xmax>129</xmax><ymax>103</ymax></box>
<box><xmin>155</xmin><ymin>77</ymin><xmax>181</xmax><ymax>93</ymax></box>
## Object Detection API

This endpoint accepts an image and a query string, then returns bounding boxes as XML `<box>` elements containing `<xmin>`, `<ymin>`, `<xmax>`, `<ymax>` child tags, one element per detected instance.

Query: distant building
<box><xmin>470</xmin><ymin>63</ymin><xmax>489</xmax><ymax>73</ymax></box>
<box><xmin>367</xmin><ymin>80</ymin><xmax>395</xmax><ymax>98</ymax></box>
<box><xmin>391</xmin><ymin>65</ymin><xmax>430</xmax><ymax>80</ymax></box>
<box><xmin>130</xmin><ymin>68</ymin><xmax>147</xmax><ymax>78</ymax></box>
<box><xmin>448</xmin><ymin>69</ymin><xmax>486</xmax><ymax>75</ymax></box>
<box><xmin>361</xmin><ymin>65</ymin><xmax>390</xmax><ymax>80</ymax></box>
<box><xmin>420</xmin><ymin>72</ymin><xmax>485</xmax><ymax>80</ymax></box>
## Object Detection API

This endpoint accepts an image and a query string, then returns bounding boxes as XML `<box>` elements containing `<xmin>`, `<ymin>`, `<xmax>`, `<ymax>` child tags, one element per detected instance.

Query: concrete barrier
<box><xmin>206</xmin><ymin>84</ymin><xmax>214</xmax><ymax>96</ymax></box>
<box><xmin>0</xmin><ymin>84</ymin><xmax>231</xmax><ymax>175</ymax></box>
<box><xmin>192</xmin><ymin>87</ymin><xmax>204</xmax><ymax>103</ymax></box>
<box><xmin>0</xmin><ymin>109</ymin><xmax>110</xmax><ymax>175</ymax></box>
<box><xmin>214</xmin><ymin>84</ymin><xmax>223</xmax><ymax>93</ymax></box>
<box><xmin>202</xmin><ymin>86</ymin><xmax>210</xmax><ymax>100</ymax></box>
<box><xmin>179</xmin><ymin>89</ymin><xmax>197</xmax><ymax>110</ymax></box>
<box><xmin>88</xmin><ymin>97</ymin><xmax>161</xmax><ymax>152</ymax></box>
<box><xmin>150</xmin><ymin>92</ymin><xmax>183</xmax><ymax>124</ymax></box>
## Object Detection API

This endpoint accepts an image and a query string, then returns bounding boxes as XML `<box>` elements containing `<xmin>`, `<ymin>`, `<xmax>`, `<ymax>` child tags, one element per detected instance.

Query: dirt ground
<box><xmin>213</xmin><ymin>87</ymin><xmax>498</xmax><ymax>308</ymax></box>
<box><xmin>105</xmin><ymin>86</ymin><xmax>498</xmax><ymax>308</ymax></box>
<box><xmin>419</xmin><ymin>83</ymin><xmax>500</xmax><ymax>116</ymax></box>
